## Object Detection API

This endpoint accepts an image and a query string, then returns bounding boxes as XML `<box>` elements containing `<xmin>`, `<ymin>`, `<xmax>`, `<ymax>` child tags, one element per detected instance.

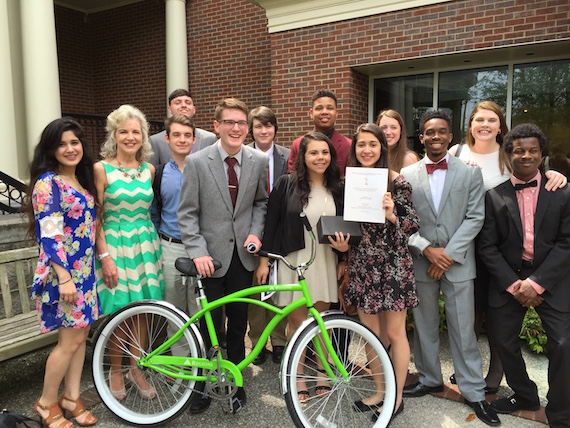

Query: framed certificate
<box><xmin>343</xmin><ymin>167</ymin><xmax>388</xmax><ymax>223</ymax></box>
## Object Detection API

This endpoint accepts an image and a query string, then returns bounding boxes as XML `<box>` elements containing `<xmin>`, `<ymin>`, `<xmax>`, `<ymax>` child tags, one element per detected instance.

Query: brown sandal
<box><xmin>58</xmin><ymin>395</ymin><xmax>97</xmax><ymax>427</ymax></box>
<box><xmin>33</xmin><ymin>400</ymin><xmax>74</xmax><ymax>428</ymax></box>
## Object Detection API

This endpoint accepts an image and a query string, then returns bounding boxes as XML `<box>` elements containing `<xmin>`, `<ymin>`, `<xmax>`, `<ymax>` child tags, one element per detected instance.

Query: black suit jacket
<box><xmin>478</xmin><ymin>175</ymin><xmax>570</xmax><ymax>312</ymax></box>
<box><xmin>262</xmin><ymin>174</ymin><xmax>343</xmax><ymax>257</ymax></box>
<box><xmin>248</xmin><ymin>142</ymin><xmax>291</xmax><ymax>184</ymax></box>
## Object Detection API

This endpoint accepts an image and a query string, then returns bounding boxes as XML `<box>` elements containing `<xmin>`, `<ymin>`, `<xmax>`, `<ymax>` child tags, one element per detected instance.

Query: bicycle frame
<box><xmin>138</xmin><ymin>278</ymin><xmax>349</xmax><ymax>387</ymax></box>
<box><xmin>136</xmin><ymin>212</ymin><xmax>349</xmax><ymax>391</ymax></box>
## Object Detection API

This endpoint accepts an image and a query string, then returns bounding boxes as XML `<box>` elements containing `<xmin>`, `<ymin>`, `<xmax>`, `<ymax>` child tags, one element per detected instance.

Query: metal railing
<box><xmin>0</xmin><ymin>171</ymin><xmax>26</xmax><ymax>215</ymax></box>
<box><xmin>0</xmin><ymin>113</ymin><xmax>163</xmax><ymax>215</ymax></box>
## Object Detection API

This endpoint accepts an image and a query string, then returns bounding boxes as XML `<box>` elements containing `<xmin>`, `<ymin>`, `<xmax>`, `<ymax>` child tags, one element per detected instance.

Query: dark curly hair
<box><xmin>24</xmin><ymin>117</ymin><xmax>99</xmax><ymax>239</ymax></box>
<box><xmin>503</xmin><ymin>123</ymin><xmax>547</xmax><ymax>155</ymax></box>
<box><xmin>419</xmin><ymin>109</ymin><xmax>452</xmax><ymax>134</ymax></box>
<box><xmin>291</xmin><ymin>132</ymin><xmax>343</xmax><ymax>207</ymax></box>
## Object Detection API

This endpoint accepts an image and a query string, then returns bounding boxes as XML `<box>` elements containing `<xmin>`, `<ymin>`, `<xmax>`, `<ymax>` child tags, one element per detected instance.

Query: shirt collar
<box><xmin>217</xmin><ymin>141</ymin><xmax>243</xmax><ymax>165</ymax></box>
<box><xmin>511</xmin><ymin>170</ymin><xmax>541</xmax><ymax>187</ymax></box>
<box><xmin>425</xmin><ymin>152</ymin><xmax>450</xmax><ymax>165</ymax></box>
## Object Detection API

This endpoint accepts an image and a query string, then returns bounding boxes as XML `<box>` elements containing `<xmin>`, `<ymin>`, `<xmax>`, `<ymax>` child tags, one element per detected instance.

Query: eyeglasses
<box><xmin>220</xmin><ymin>120</ymin><xmax>248</xmax><ymax>128</ymax></box>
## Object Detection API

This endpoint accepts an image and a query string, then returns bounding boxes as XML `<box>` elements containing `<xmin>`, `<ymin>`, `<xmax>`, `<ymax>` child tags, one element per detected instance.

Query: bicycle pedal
<box><xmin>229</xmin><ymin>396</ymin><xmax>243</xmax><ymax>414</ymax></box>
<box><xmin>206</xmin><ymin>346</ymin><xmax>220</xmax><ymax>360</ymax></box>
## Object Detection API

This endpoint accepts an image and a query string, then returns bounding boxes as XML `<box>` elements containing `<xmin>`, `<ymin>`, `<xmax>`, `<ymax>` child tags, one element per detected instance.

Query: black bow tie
<box><xmin>514</xmin><ymin>180</ymin><xmax>537</xmax><ymax>191</ymax></box>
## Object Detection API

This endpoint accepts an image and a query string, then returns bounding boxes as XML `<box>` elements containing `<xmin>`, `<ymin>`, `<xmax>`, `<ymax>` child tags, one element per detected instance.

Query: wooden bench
<box><xmin>0</xmin><ymin>246</ymin><xmax>58</xmax><ymax>362</ymax></box>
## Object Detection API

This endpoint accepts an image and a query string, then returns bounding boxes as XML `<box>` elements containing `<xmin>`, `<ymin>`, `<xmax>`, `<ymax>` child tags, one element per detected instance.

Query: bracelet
<box><xmin>59</xmin><ymin>278</ymin><xmax>73</xmax><ymax>285</ymax></box>
<box><xmin>98</xmin><ymin>252</ymin><xmax>110</xmax><ymax>261</ymax></box>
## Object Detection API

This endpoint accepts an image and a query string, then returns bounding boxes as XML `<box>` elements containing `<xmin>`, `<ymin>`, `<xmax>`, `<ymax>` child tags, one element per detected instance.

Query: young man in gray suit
<box><xmin>149</xmin><ymin>89</ymin><xmax>216</xmax><ymax>166</ymax></box>
<box><xmin>400</xmin><ymin>110</ymin><xmax>500</xmax><ymax>426</ymax></box>
<box><xmin>246</xmin><ymin>106</ymin><xmax>290</xmax><ymax>365</ymax></box>
<box><xmin>177</xmin><ymin>98</ymin><xmax>269</xmax><ymax>413</ymax></box>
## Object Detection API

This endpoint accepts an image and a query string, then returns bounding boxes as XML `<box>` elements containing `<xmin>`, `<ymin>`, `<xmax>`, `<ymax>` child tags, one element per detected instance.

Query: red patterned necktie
<box><xmin>426</xmin><ymin>159</ymin><xmax>448</xmax><ymax>174</ymax></box>
<box><xmin>226</xmin><ymin>157</ymin><xmax>238</xmax><ymax>208</ymax></box>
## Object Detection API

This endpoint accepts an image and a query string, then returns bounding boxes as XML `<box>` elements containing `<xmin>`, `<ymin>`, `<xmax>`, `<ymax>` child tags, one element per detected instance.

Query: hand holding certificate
<box><xmin>344</xmin><ymin>167</ymin><xmax>388</xmax><ymax>223</ymax></box>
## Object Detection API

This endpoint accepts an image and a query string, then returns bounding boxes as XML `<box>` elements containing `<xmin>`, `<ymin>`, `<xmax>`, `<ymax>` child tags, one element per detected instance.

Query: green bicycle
<box><xmin>92</xmin><ymin>213</ymin><xmax>396</xmax><ymax>427</ymax></box>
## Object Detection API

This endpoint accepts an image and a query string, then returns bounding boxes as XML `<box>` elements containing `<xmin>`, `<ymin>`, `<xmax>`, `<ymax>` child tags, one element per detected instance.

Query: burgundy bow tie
<box><xmin>426</xmin><ymin>159</ymin><xmax>448</xmax><ymax>174</ymax></box>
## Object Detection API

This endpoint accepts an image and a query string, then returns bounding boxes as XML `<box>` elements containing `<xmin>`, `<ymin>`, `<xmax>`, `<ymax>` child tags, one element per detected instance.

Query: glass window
<box><xmin>438</xmin><ymin>67</ymin><xmax>508</xmax><ymax>144</ymax></box>
<box><xmin>373</xmin><ymin>74</ymin><xmax>433</xmax><ymax>156</ymax></box>
<box><xmin>513</xmin><ymin>59</ymin><xmax>570</xmax><ymax>164</ymax></box>
<box><xmin>373</xmin><ymin>59</ymin><xmax>570</xmax><ymax>173</ymax></box>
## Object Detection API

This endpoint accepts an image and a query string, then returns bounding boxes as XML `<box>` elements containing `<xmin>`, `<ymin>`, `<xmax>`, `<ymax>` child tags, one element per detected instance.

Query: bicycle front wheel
<box><xmin>283</xmin><ymin>314</ymin><xmax>396</xmax><ymax>428</ymax></box>
<box><xmin>92</xmin><ymin>301</ymin><xmax>203</xmax><ymax>426</ymax></box>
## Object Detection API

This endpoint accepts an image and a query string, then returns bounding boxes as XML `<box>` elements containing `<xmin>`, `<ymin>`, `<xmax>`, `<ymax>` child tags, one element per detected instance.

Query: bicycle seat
<box><xmin>175</xmin><ymin>257</ymin><xmax>222</xmax><ymax>276</ymax></box>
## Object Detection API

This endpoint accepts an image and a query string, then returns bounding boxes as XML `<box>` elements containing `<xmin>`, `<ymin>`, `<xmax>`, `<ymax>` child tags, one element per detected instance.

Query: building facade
<box><xmin>2</xmin><ymin>0</ymin><xmax>569</xmax><ymax>181</ymax></box>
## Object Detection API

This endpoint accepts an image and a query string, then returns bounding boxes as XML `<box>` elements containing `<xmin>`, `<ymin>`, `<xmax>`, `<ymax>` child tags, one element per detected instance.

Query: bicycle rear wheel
<box><xmin>283</xmin><ymin>314</ymin><xmax>396</xmax><ymax>428</ymax></box>
<box><xmin>92</xmin><ymin>301</ymin><xmax>203</xmax><ymax>426</ymax></box>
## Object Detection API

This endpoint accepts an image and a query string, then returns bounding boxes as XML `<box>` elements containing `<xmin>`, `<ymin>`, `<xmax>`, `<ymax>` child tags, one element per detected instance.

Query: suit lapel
<box><xmin>438</xmin><ymin>157</ymin><xmax>457</xmax><ymax>215</ymax></box>
<box><xmin>235</xmin><ymin>147</ymin><xmax>254</xmax><ymax>211</ymax></box>
<box><xmin>208</xmin><ymin>148</ymin><xmax>234</xmax><ymax>213</ymax></box>
<box><xmin>534</xmin><ymin>181</ymin><xmax>552</xmax><ymax>234</ymax></box>
<box><xmin>418</xmin><ymin>160</ymin><xmax>437</xmax><ymax>216</ymax></box>
<box><xmin>274</xmin><ymin>146</ymin><xmax>287</xmax><ymax>178</ymax></box>
<box><xmin>502</xmin><ymin>183</ymin><xmax>523</xmax><ymax>238</ymax></box>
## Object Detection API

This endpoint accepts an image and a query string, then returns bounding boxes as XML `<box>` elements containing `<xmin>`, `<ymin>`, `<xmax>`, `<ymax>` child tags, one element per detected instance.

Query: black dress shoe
<box><xmin>371</xmin><ymin>400</ymin><xmax>404</xmax><ymax>424</ymax></box>
<box><xmin>402</xmin><ymin>381</ymin><xmax>444</xmax><ymax>397</ymax></box>
<box><xmin>272</xmin><ymin>346</ymin><xmax>284</xmax><ymax>364</ymax></box>
<box><xmin>465</xmin><ymin>400</ymin><xmax>501</xmax><ymax>426</ymax></box>
<box><xmin>353</xmin><ymin>399</ymin><xmax>383</xmax><ymax>413</ymax></box>
<box><xmin>252</xmin><ymin>348</ymin><xmax>268</xmax><ymax>365</ymax></box>
<box><xmin>189</xmin><ymin>395</ymin><xmax>211</xmax><ymax>414</ymax></box>
<box><xmin>230</xmin><ymin>387</ymin><xmax>247</xmax><ymax>414</ymax></box>
<box><xmin>491</xmin><ymin>394</ymin><xmax>540</xmax><ymax>414</ymax></box>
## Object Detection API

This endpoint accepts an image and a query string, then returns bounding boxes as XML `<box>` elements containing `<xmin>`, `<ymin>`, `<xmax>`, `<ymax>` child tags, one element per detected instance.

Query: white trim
<box><xmin>250</xmin><ymin>0</ymin><xmax>454</xmax><ymax>33</ymax></box>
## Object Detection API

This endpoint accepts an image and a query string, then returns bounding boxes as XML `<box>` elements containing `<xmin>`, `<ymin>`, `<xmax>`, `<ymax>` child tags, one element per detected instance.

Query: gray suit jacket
<box><xmin>401</xmin><ymin>155</ymin><xmax>484</xmax><ymax>282</ymax></box>
<box><xmin>177</xmin><ymin>142</ymin><xmax>269</xmax><ymax>276</ymax></box>
<box><xmin>247</xmin><ymin>141</ymin><xmax>291</xmax><ymax>182</ymax></box>
<box><xmin>149</xmin><ymin>128</ymin><xmax>217</xmax><ymax>167</ymax></box>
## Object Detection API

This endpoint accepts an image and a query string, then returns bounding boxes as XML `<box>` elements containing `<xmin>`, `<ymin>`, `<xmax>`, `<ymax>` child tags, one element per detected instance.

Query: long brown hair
<box><xmin>25</xmin><ymin>118</ymin><xmax>100</xmax><ymax>239</ymax></box>
<box><xmin>349</xmin><ymin>123</ymin><xmax>394</xmax><ymax>193</ymax></box>
<box><xmin>376</xmin><ymin>109</ymin><xmax>408</xmax><ymax>172</ymax></box>
<box><xmin>466</xmin><ymin>101</ymin><xmax>511</xmax><ymax>174</ymax></box>
<box><xmin>292</xmin><ymin>132</ymin><xmax>343</xmax><ymax>207</ymax></box>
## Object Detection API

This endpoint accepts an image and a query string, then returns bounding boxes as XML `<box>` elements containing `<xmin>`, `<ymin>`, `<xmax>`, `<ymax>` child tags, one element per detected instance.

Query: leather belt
<box><xmin>159</xmin><ymin>232</ymin><xmax>182</xmax><ymax>244</ymax></box>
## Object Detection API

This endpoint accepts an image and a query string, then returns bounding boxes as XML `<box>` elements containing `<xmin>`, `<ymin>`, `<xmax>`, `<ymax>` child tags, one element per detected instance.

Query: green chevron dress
<box><xmin>96</xmin><ymin>161</ymin><xmax>164</xmax><ymax>314</ymax></box>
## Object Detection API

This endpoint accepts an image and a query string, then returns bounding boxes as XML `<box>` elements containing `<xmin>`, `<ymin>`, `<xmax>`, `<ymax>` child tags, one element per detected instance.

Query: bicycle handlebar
<box><xmin>258</xmin><ymin>212</ymin><xmax>316</xmax><ymax>273</ymax></box>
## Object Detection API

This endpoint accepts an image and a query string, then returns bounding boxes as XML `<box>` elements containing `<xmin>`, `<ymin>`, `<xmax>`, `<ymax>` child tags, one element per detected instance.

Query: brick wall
<box><xmin>270</xmin><ymin>0</ymin><xmax>570</xmax><ymax>144</ymax></box>
<box><xmin>55</xmin><ymin>0</ymin><xmax>569</xmax><ymax>147</ymax></box>
<box><xmin>187</xmin><ymin>0</ymin><xmax>271</xmax><ymax>133</ymax></box>
<box><xmin>89</xmin><ymin>0</ymin><xmax>166</xmax><ymax>121</ymax></box>
<box><xmin>56</xmin><ymin>6</ymin><xmax>95</xmax><ymax>114</ymax></box>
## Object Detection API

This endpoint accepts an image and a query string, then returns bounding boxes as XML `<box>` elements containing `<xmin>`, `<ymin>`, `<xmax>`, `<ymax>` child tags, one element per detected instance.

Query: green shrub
<box><xmin>406</xmin><ymin>297</ymin><xmax>547</xmax><ymax>355</ymax></box>
<box><xmin>519</xmin><ymin>306</ymin><xmax>547</xmax><ymax>354</ymax></box>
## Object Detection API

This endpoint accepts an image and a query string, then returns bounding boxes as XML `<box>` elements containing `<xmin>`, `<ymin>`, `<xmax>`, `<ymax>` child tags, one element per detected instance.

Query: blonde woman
<box><xmin>94</xmin><ymin>105</ymin><xmax>164</xmax><ymax>401</ymax></box>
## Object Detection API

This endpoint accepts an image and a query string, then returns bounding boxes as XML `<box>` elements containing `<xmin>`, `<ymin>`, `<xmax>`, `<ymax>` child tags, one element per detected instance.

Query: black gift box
<box><xmin>316</xmin><ymin>216</ymin><xmax>362</xmax><ymax>245</ymax></box>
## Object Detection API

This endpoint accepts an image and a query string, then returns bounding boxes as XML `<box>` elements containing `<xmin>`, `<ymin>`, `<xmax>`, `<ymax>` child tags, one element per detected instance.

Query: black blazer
<box><xmin>478</xmin><ymin>174</ymin><xmax>570</xmax><ymax>312</ymax></box>
<box><xmin>262</xmin><ymin>174</ymin><xmax>343</xmax><ymax>256</ymax></box>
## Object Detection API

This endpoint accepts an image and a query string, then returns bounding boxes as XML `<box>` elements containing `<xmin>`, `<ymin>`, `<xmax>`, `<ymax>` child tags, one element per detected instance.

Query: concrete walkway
<box><xmin>0</xmin><ymin>331</ymin><xmax>549</xmax><ymax>427</ymax></box>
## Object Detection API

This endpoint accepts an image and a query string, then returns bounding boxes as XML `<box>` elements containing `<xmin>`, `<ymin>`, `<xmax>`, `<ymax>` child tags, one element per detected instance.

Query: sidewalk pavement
<box><xmin>0</xmin><ymin>330</ymin><xmax>549</xmax><ymax>428</ymax></box>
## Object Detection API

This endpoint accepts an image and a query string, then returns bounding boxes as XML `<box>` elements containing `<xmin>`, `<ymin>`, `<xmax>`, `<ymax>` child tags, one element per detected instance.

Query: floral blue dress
<box><xmin>345</xmin><ymin>175</ymin><xmax>420</xmax><ymax>314</ymax></box>
<box><xmin>31</xmin><ymin>172</ymin><xmax>99</xmax><ymax>332</ymax></box>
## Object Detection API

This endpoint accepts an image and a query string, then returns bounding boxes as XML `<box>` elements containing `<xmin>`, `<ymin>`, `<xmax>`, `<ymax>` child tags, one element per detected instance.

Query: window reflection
<box><xmin>439</xmin><ymin>67</ymin><xmax>508</xmax><ymax>144</ymax></box>
<box><xmin>373</xmin><ymin>59</ymin><xmax>570</xmax><ymax>164</ymax></box>
<box><xmin>513</xmin><ymin>59</ymin><xmax>570</xmax><ymax>165</ymax></box>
